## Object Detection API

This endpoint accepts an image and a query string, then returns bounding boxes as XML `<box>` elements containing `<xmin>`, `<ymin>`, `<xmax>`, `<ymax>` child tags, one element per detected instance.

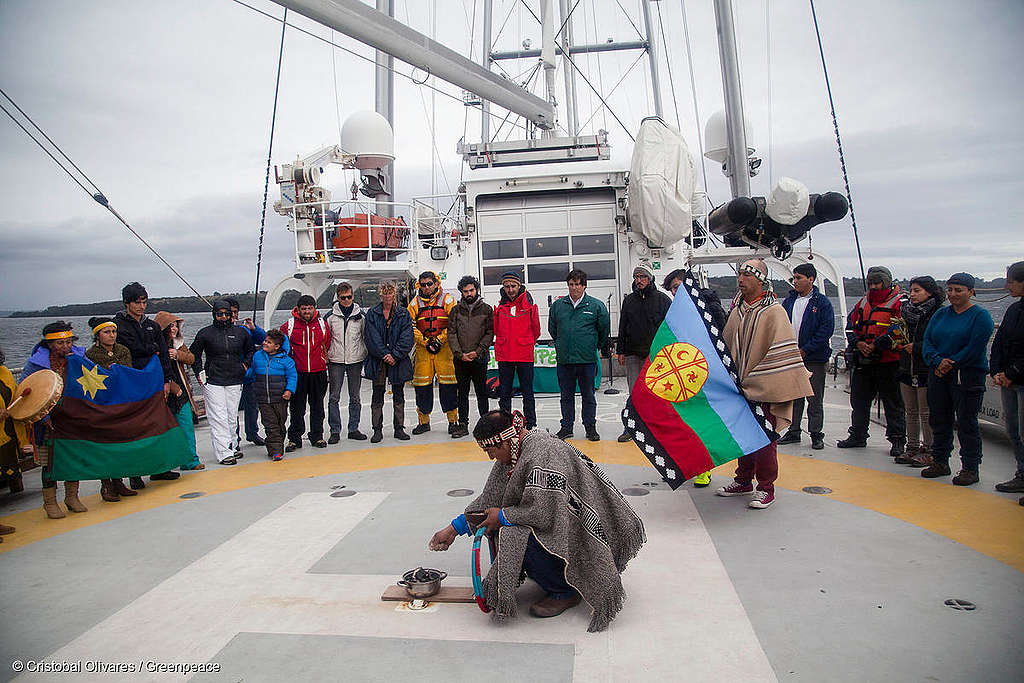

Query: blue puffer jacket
<box><xmin>363</xmin><ymin>302</ymin><xmax>414</xmax><ymax>384</ymax></box>
<box><xmin>246</xmin><ymin>347</ymin><xmax>297</xmax><ymax>404</ymax></box>
<box><xmin>781</xmin><ymin>286</ymin><xmax>834</xmax><ymax>364</ymax></box>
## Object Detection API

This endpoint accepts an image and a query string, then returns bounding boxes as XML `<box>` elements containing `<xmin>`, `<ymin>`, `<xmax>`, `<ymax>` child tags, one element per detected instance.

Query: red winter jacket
<box><xmin>281</xmin><ymin>308</ymin><xmax>331</xmax><ymax>373</ymax></box>
<box><xmin>493</xmin><ymin>288</ymin><xmax>540</xmax><ymax>363</ymax></box>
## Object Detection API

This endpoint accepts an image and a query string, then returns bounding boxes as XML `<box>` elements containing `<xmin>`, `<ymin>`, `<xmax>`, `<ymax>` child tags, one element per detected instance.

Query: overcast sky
<box><xmin>1</xmin><ymin>0</ymin><xmax>1022</xmax><ymax>310</ymax></box>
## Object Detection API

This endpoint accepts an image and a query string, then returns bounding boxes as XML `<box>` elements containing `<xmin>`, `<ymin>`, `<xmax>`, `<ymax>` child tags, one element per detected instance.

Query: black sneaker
<box><xmin>777</xmin><ymin>431</ymin><xmax>801</xmax><ymax>445</ymax></box>
<box><xmin>585</xmin><ymin>427</ymin><xmax>600</xmax><ymax>442</ymax></box>
<box><xmin>311</xmin><ymin>439</ymin><xmax>327</xmax><ymax>448</ymax></box>
<box><xmin>348</xmin><ymin>431</ymin><xmax>368</xmax><ymax>441</ymax></box>
<box><xmin>451</xmin><ymin>424</ymin><xmax>469</xmax><ymax>439</ymax></box>
<box><xmin>555</xmin><ymin>427</ymin><xmax>573</xmax><ymax>440</ymax></box>
<box><xmin>921</xmin><ymin>462</ymin><xmax>952</xmax><ymax>478</ymax></box>
<box><xmin>219</xmin><ymin>456</ymin><xmax>238</xmax><ymax>466</ymax></box>
<box><xmin>234</xmin><ymin>450</ymin><xmax>245</xmax><ymax>459</ymax></box>
<box><xmin>394</xmin><ymin>429</ymin><xmax>411</xmax><ymax>441</ymax></box>
<box><xmin>617</xmin><ymin>431</ymin><xmax>631</xmax><ymax>443</ymax></box>
<box><xmin>285</xmin><ymin>441</ymin><xmax>300</xmax><ymax>452</ymax></box>
<box><xmin>889</xmin><ymin>442</ymin><xmax>906</xmax><ymax>458</ymax></box>
<box><xmin>247</xmin><ymin>435</ymin><xmax>266</xmax><ymax>446</ymax></box>
<box><xmin>836</xmin><ymin>437</ymin><xmax>867</xmax><ymax>449</ymax></box>
<box><xmin>129</xmin><ymin>476</ymin><xmax>146</xmax><ymax>490</ymax></box>
<box><xmin>150</xmin><ymin>471</ymin><xmax>180</xmax><ymax>481</ymax></box>
<box><xmin>370</xmin><ymin>431</ymin><xmax>383</xmax><ymax>443</ymax></box>
<box><xmin>328</xmin><ymin>433</ymin><xmax>341</xmax><ymax>445</ymax></box>
<box><xmin>412</xmin><ymin>423</ymin><xmax>431</xmax><ymax>435</ymax></box>
<box><xmin>811</xmin><ymin>435</ymin><xmax>825</xmax><ymax>450</ymax></box>
<box><xmin>995</xmin><ymin>475</ymin><xmax>1024</xmax><ymax>493</ymax></box>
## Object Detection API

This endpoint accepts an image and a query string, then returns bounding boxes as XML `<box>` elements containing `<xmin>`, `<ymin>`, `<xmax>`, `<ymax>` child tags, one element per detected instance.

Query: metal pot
<box><xmin>398</xmin><ymin>567</ymin><xmax>448</xmax><ymax>598</ymax></box>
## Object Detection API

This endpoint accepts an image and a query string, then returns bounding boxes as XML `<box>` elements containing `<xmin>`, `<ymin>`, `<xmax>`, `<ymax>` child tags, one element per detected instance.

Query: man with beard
<box><xmin>408</xmin><ymin>271</ymin><xmax>459</xmax><ymax>435</ymax></box>
<box><xmin>615</xmin><ymin>262</ymin><xmax>671</xmax><ymax>442</ymax></box>
<box><xmin>191</xmin><ymin>300</ymin><xmax>255</xmax><ymax>465</ymax></box>
<box><xmin>448</xmin><ymin>275</ymin><xmax>494</xmax><ymax>438</ymax></box>
<box><xmin>715</xmin><ymin>259</ymin><xmax>813</xmax><ymax>509</ymax></box>
<box><xmin>838</xmin><ymin>266</ymin><xmax>907</xmax><ymax>457</ymax></box>
<box><xmin>493</xmin><ymin>270</ymin><xmax>540</xmax><ymax>429</ymax></box>
<box><xmin>281</xmin><ymin>295</ymin><xmax>332</xmax><ymax>450</ymax></box>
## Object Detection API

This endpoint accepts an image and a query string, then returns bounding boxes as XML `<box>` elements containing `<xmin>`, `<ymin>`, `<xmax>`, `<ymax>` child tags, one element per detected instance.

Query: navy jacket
<box><xmin>363</xmin><ymin>302</ymin><xmax>414</xmax><ymax>385</ymax></box>
<box><xmin>781</xmin><ymin>286</ymin><xmax>834</xmax><ymax>364</ymax></box>
<box><xmin>991</xmin><ymin>298</ymin><xmax>1024</xmax><ymax>384</ymax></box>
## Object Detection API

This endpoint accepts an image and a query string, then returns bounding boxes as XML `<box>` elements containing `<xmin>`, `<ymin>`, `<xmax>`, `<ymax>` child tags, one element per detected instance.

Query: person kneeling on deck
<box><xmin>428</xmin><ymin>410</ymin><xmax>646</xmax><ymax>632</ymax></box>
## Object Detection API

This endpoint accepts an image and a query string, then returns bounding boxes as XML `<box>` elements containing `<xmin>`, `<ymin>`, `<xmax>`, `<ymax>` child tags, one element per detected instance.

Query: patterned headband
<box><xmin>476</xmin><ymin>411</ymin><xmax>526</xmax><ymax>449</ymax></box>
<box><xmin>43</xmin><ymin>330</ymin><xmax>74</xmax><ymax>341</ymax></box>
<box><xmin>738</xmin><ymin>262</ymin><xmax>769</xmax><ymax>285</ymax></box>
<box><xmin>92</xmin><ymin>321</ymin><xmax>117</xmax><ymax>334</ymax></box>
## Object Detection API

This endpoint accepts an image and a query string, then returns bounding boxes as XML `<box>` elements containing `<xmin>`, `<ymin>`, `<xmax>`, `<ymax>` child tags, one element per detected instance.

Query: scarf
<box><xmin>899</xmin><ymin>296</ymin><xmax>937</xmax><ymax>325</ymax></box>
<box><xmin>467</xmin><ymin>430</ymin><xmax>646</xmax><ymax>632</ymax></box>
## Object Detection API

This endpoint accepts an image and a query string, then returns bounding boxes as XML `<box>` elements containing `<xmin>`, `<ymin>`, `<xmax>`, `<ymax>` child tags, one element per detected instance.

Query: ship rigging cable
<box><xmin>252</xmin><ymin>7</ymin><xmax>288</xmax><ymax>320</ymax></box>
<box><xmin>809</xmin><ymin>0</ymin><xmax>866</xmax><ymax>289</ymax></box>
<box><xmin>0</xmin><ymin>87</ymin><xmax>212</xmax><ymax>307</ymax></box>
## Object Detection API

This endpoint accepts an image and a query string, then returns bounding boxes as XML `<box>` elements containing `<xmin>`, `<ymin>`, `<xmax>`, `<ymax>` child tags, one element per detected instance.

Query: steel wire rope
<box><xmin>576</xmin><ymin>49</ymin><xmax>647</xmax><ymax>131</ymax></box>
<box><xmin>614</xmin><ymin>0</ymin><xmax>645</xmax><ymax>41</ymax></box>
<box><xmin>587</xmin><ymin>0</ymin><xmax>607</xmax><ymax>131</ymax></box>
<box><xmin>809</xmin><ymin>0</ymin><xmax>866</xmax><ymax>289</ymax></box>
<box><xmin>561</xmin><ymin>48</ymin><xmax>635</xmax><ymax>141</ymax></box>
<box><xmin>331</xmin><ymin>29</ymin><xmax>344</xmax><ymax>144</ymax></box>
<box><xmin>0</xmin><ymin>89</ymin><xmax>211</xmax><ymax>306</ymax></box>
<box><xmin>228</xmin><ymin>0</ymin><xmax>528</xmax><ymax>134</ymax></box>
<box><xmin>655</xmin><ymin>0</ymin><xmax>682</xmax><ymax>129</ymax></box>
<box><xmin>680</xmin><ymin>0</ymin><xmax>710</xmax><ymax>200</ymax></box>
<box><xmin>252</xmin><ymin>7</ymin><xmax>288</xmax><ymax>320</ymax></box>
<box><xmin>491</xmin><ymin>0</ymin><xmax>518</xmax><ymax>53</ymax></box>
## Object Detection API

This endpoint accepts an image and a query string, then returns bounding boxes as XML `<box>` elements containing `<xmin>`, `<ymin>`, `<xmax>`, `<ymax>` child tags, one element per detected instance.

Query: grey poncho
<box><xmin>466</xmin><ymin>430</ymin><xmax>646</xmax><ymax>632</ymax></box>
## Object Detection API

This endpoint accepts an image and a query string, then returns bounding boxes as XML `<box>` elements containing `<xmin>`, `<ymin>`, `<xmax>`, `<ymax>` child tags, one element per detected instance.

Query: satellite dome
<box><xmin>341</xmin><ymin>110</ymin><xmax>395</xmax><ymax>170</ymax></box>
<box><xmin>703</xmin><ymin>109</ymin><xmax>753</xmax><ymax>164</ymax></box>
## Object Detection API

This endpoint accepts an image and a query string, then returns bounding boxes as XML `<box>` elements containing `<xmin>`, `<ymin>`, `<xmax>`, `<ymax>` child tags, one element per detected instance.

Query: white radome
<box><xmin>341</xmin><ymin>110</ymin><xmax>395</xmax><ymax>169</ymax></box>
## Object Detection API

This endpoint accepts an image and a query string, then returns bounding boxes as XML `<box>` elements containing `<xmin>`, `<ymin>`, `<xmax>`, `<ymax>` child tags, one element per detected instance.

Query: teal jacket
<box><xmin>548</xmin><ymin>293</ymin><xmax>610</xmax><ymax>364</ymax></box>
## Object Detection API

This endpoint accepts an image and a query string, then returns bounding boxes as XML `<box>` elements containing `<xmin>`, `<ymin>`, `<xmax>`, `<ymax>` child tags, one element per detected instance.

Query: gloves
<box><xmin>426</xmin><ymin>338</ymin><xmax>442</xmax><ymax>355</ymax></box>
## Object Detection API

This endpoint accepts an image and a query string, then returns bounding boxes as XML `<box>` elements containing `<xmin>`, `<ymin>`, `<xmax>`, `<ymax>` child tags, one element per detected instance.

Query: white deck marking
<box><xmin>23</xmin><ymin>491</ymin><xmax>775</xmax><ymax>682</ymax></box>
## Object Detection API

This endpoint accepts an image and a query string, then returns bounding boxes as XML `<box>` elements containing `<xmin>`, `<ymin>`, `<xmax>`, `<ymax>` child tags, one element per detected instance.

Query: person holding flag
<box><xmin>715</xmin><ymin>259</ymin><xmax>813</xmax><ymax>508</ymax></box>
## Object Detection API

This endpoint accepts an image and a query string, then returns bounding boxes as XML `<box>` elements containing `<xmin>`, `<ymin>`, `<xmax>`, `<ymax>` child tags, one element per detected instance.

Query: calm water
<box><xmin>0</xmin><ymin>296</ymin><xmax>1015</xmax><ymax>374</ymax></box>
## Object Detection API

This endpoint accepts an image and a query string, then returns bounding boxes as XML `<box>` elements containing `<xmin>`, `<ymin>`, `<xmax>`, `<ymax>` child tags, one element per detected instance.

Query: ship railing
<box><xmin>410</xmin><ymin>192</ymin><xmax>466</xmax><ymax>252</ymax></box>
<box><xmin>285</xmin><ymin>198</ymin><xmax>419</xmax><ymax>272</ymax></box>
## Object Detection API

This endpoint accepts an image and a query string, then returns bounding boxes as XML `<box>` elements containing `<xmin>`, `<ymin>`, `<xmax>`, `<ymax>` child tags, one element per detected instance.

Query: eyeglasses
<box><xmin>338</xmin><ymin>294</ymin><xmax>353</xmax><ymax>300</ymax></box>
<box><xmin>215</xmin><ymin>311</ymin><xmax>230</xmax><ymax>317</ymax></box>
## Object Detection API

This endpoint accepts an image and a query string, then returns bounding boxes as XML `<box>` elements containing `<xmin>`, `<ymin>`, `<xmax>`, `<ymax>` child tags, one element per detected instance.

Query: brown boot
<box><xmin>0</xmin><ymin>523</ymin><xmax>14</xmax><ymax>535</ymax></box>
<box><xmin>529</xmin><ymin>593</ymin><xmax>582</xmax><ymax>618</ymax></box>
<box><xmin>63</xmin><ymin>481</ymin><xmax>88</xmax><ymax>513</ymax></box>
<box><xmin>909</xmin><ymin>445</ymin><xmax>932</xmax><ymax>468</ymax></box>
<box><xmin>112</xmin><ymin>478</ymin><xmax>137</xmax><ymax>497</ymax></box>
<box><xmin>42</xmin><ymin>487</ymin><xmax>65</xmax><ymax>519</ymax></box>
<box><xmin>100</xmin><ymin>480</ymin><xmax>121</xmax><ymax>502</ymax></box>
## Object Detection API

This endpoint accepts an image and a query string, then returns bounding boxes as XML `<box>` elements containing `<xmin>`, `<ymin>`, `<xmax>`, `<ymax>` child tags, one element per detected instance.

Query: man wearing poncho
<box><xmin>429</xmin><ymin>410</ymin><xmax>646</xmax><ymax>632</ymax></box>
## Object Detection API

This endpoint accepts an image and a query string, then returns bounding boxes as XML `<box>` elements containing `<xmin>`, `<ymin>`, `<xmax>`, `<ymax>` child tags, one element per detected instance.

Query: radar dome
<box><xmin>341</xmin><ymin>110</ymin><xmax>395</xmax><ymax>170</ymax></box>
<box><xmin>703</xmin><ymin>109</ymin><xmax>753</xmax><ymax>163</ymax></box>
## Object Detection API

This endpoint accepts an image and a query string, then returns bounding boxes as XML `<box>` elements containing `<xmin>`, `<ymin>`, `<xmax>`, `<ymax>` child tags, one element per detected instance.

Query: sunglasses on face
<box><xmin>215</xmin><ymin>311</ymin><xmax>230</xmax><ymax>317</ymax></box>
<box><xmin>338</xmin><ymin>294</ymin><xmax>353</xmax><ymax>300</ymax></box>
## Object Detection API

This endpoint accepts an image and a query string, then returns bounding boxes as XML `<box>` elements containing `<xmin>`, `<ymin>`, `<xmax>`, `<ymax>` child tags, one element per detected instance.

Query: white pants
<box><xmin>204</xmin><ymin>384</ymin><xmax>243</xmax><ymax>463</ymax></box>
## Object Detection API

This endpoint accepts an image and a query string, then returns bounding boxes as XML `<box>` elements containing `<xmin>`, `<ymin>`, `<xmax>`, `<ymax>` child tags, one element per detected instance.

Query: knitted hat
<box><xmin>866</xmin><ymin>266</ymin><xmax>892</xmax><ymax>287</ymax></box>
<box><xmin>633</xmin><ymin>261</ymin><xmax>654</xmax><ymax>279</ymax></box>
<box><xmin>946</xmin><ymin>272</ymin><xmax>976</xmax><ymax>290</ymax></box>
<box><xmin>500</xmin><ymin>270</ymin><xmax>522</xmax><ymax>285</ymax></box>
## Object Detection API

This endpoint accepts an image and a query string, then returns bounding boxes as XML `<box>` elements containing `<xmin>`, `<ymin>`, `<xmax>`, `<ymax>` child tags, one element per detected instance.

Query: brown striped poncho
<box><xmin>723</xmin><ymin>295</ymin><xmax>813</xmax><ymax>432</ymax></box>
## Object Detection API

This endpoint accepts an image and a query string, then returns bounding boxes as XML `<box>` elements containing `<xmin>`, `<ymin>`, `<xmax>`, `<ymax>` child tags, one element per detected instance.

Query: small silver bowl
<box><xmin>398</xmin><ymin>567</ymin><xmax>448</xmax><ymax>598</ymax></box>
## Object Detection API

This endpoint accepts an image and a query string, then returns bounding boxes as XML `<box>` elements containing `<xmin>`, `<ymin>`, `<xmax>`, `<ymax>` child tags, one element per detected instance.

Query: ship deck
<box><xmin>2</xmin><ymin>377</ymin><xmax>1022</xmax><ymax>682</ymax></box>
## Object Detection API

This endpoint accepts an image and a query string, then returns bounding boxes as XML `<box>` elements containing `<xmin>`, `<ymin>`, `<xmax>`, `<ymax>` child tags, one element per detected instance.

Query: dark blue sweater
<box><xmin>922</xmin><ymin>305</ymin><xmax>994</xmax><ymax>370</ymax></box>
<box><xmin>781</xmin><ymin>286</ymin><xmax>834</xmax><ymax>364</ymax></box>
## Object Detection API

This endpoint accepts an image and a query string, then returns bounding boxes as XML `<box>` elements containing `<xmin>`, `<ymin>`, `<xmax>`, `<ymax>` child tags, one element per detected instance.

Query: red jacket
<box><xmin>281</xmin><ymin>308</ymin><xmax>331</xmax><ymax>373</ymax></box>
<box><xmin>493</xmin><ymin>288</ymin><xmax>540</xmax><ymax>363</ymax></box>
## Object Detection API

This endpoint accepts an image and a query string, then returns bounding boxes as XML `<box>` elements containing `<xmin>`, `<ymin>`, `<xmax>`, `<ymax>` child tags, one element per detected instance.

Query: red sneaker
<box><xmin>749</xmin><ymin>490</ymin><xmax>775</xmax><ymax>508</ymax></box>
<box><xmin>715</xmin><ymin>482</ymin><xmax>754</xmax><ymax>497</ymax></box>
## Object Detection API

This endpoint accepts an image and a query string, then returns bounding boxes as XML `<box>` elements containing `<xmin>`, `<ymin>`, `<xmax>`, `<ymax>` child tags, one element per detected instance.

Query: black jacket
<box><xmin>898</xmin><ymin>299</ymin><xmax>939</xmax><ymax>384</ymax></box>
<box><xmin>113</xmin><ymin>311</ymin><xmax>172</xmax><ymax>381</ymax></box>
<box><xmin>991</xmin><ymin>298</ymin><xmax>1024</xmax><ymax>384</ymax></box>
<box><xmin>189</xmin><ymin>322</ymin><xmax>255</xmax><ymax>386</ymax></box>
<box><xmin>616</xmin><ymin>281</ymin><xmax>672</xmax><ymax>357</ymax></box>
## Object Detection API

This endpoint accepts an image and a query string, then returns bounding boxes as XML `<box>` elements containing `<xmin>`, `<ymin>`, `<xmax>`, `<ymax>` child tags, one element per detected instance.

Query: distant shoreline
<box><xmin>4</xmin><ymin>276</ymin><xmax>1008</xmax><ymax>318</ymax></box>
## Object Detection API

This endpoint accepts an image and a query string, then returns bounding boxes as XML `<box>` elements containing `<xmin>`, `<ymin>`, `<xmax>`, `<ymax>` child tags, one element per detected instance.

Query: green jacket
<box><xmin>548</xmin><ymin>293</ymin><xmax>610</xmax><ymax>364</ymax></box>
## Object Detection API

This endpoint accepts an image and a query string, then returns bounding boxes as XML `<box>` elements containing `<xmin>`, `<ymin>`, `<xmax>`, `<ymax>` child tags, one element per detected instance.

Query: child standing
<box><xmin>247</xmin><ymin>329</ymin><xmax>296</xmax><ymax>461</ymax></box>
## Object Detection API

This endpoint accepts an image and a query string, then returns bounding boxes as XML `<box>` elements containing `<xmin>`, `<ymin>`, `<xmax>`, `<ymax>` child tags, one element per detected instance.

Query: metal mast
<box><xmin>640</xmin><ymin>0</ymin><xmax>664</xmax><ymax>119</ymax></box>
<box><xmin>540</xmin><ymin>0</ymin><xmax>559</xmax><ymax>137</ymax></box>
<box><xmin>558</xmin><ymin>0</ymin><xmax>579</xmax><ymax>136</ymax></box>
<box><xmin>481</xmin><ymin>0</ymin><xmax>493</xmax><ymax>142</ymax></box>
<box><xmin>713</xmin><ymin>0</ymin><xmax>751</xmax><ymax>199</ymax></box>
<box><xmin>375</xmin><ymin>0</ymin><xmax>394</xmax><ymax>216</ymax></box>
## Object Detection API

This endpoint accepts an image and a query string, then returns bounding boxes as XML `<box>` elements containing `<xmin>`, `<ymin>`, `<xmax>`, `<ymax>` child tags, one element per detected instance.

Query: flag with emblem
<box><xmin>49</xmin><ymin>355</ymin><xmax>190</xmax><ymax>480</ymax></box>
<box><xmin>621</xmin><ymin>274</ymin><xmax>772</xmax><ymax>489</ymax></box>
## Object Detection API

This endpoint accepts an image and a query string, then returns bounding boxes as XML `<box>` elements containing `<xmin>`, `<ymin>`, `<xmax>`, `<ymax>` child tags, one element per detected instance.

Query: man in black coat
<box><xmin>616</xmin><ymin>262</ymin><xmax>672</xmax><ymax>441</ymax></box>
<box><xmin>992</xmin><ymin>260</ymin><xmax>1024</xmax><ymax>498</ymax></box>
<box><xmin>113</xmin><ymin>282</ymin><xmax>179</xmax><ymax>485</ymax></box>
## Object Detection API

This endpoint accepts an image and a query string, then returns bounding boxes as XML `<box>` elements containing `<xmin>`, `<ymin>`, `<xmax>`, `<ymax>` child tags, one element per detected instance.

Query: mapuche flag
<box><xmin>621</xmin><ymin>275</ymin><xmax>772</xmax><ymax>489</ymax></box>
<box><xmin>49</xmin><ymin>355</ymin><xmax>190</xmax><ymax>480</ymax></box>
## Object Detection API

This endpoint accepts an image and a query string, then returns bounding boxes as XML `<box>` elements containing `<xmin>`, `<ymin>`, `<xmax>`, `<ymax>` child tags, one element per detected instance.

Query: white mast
<box><xmin>558</xmin><ymin>0</ymin><xmax>578</xmax><ymax>136</ymax></box>
<box><xmin>481</xmin><ymin>0</ymin><xmax>493</xmax><ymax>142</ymax></box>
<box><xmin>640</xmin><ymin>0</ymin><xmax>664</xmax><ymax>119</ymax></box>
<box><xmin>375</xmin><ymin>0</ymin><xmax>394</xmax><ymax>216</ymax></box>
<box><xmin>713</xmin><ymin>0</ymin><xmax>751</xmax><ymax>199</ymax></box>
<box><xmin>540</xmin><ymin>0</ymin><xmax>559</xmax><ymax>137</ymax></box>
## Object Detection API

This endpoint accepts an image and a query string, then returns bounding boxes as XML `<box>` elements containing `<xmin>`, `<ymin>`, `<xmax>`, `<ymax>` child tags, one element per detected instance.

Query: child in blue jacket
<box><xmin>246</xmin><ymin>329</ymin><xmax>297</xmax><ymax>460</ymax></box>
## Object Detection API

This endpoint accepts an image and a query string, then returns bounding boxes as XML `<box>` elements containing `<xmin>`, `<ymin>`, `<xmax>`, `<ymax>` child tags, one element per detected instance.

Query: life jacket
<box><xmin>413</xmin><ymin>292</ymin><xmax>451</xmax><ymax>338</ymax></box>
<box><xmin>851</xmin><ymin>287</ymin><xmax>901</xmax><ymax>343</ymax></box>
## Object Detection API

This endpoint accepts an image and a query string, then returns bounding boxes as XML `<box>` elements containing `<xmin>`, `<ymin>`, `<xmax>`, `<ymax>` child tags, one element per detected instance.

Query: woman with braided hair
<box><xmin>428</xmin><ymin>410</ymin><xmax>646</xmax><ymax>632</ymax></box>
